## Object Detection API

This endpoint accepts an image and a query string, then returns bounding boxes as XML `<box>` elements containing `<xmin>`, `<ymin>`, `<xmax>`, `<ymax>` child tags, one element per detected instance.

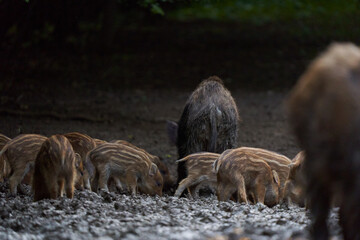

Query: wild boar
<box><xmin>0</xmin><ymin>134</ymin><xmax>47</xmax><ymax>195</ymax></box>
<box><xmin>64</xmin><ymin>132</ymin><xmax>96</xmax><ymax>190</ymax></box>
<box><xmin>283</xmin><ymin>151</ymin><xmax>306</xmax><ymax>207</ymax></box>
<box><xmin>237</xmin><ymin>147</ymin><xmax>291</xmax><ymax>202</ymax></box>
<box><xmin>89</xmin><ymin>142</ymin><xmax>163</xmax><ymax>196</ymax></box>
<box><xmin>167</xmin><ymin>76</ymin><xmax>241</xmax><ymax>185</ymax></box>
<box><xmin>111</xmin><ymin>139</ymin><xmax>173</xmax><ymax>190</ymax></box>
<box><xmin>32</xmin><ymin>135</ymin><xmax>81</xmax><ymax>201</ymax></box>
<box><xmin>214</xmin><ymin>147</ymin><xmax>280</xmax><ymax>207</ymax></box>
<box><xmin>174</xmin><ymin>152</ymin><xmax>220</xmax><ymax>198</ymax></box>
<box><xmin>287</xmin><ymin>43</ymin><xmax>360</xmax><ymax>240</ymax></box>
<box><xmin>0</xmin><ymin>133</ymin><xmax>11</xmax><ymax>182</ymax></box>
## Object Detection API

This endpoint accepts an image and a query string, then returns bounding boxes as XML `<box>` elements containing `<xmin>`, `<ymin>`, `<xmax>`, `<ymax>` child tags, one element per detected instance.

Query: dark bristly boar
<box><xmin>174</xmin><ymin>152</ymin><xmax>220</xmax><ymax>198</ymax></box>
<box><xmin>284</xmin><ymin>151</ymin><xmax>306</xmax><ymax>207</ymax></box>
<box><xmin>214</xmin><ymin>147</ymin><xmax>280</xmax><ymax>207</ymax></box>
<box><xmin>89</xmin><ymin>143</ymin><xmax>163</xmax><ymax>196</ymax></box>
<box><xmin>0</xmin><ymin>134</ymin><xmax>47</xmax><ymax>195</ymax></box>
<box><xmin>32</xmin><ymin>135</ymin><xmax>81</xmax><ymax>201</ymax></box>
<box><xmin>0</xmin><ymin>133</ymin><xmax>11</xmax><ymax>182</ymax></box>
<box><xmin>167</xmin><ymin>76</ymin><xmax>241</xmax><ymax>185</ymax></box>
<box><xmin>64</xmin><ymin>132</ymin><xmax>96</xmax><ymax>190</ymax></box>
<box><xmin>111</xmin><ymin>139</ymin><xmax>173</xmax><ymax>190</ymax></box>
<box><xmin>287</xmin><ymin>43</ymin><xmax>360</xmax><ymax>240</ymax></box>
<box><xmin>238</xmin><ymin>147</ymin><xmax>291</xmax><ymax>202</ymax></box>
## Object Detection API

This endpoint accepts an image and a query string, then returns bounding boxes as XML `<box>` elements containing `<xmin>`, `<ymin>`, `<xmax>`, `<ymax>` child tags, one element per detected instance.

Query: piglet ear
<box><xmin>166</xmin><ymin>120</ymin><xmax>178</xmax><ymax>146</ymax></box>
<box><xmin>149</xmin><ymin>163</ymin><xmax>158</xmax><ymax>176</ymax></box>
<box><xmin>74</xmin><ymin>153</ymin><xmax>82</xmax><ymax>168</ymax></box>
<box><xmin>272</xmin><ymin>170</ymin><xmax>280</xmax><ymax>186</ymax></box>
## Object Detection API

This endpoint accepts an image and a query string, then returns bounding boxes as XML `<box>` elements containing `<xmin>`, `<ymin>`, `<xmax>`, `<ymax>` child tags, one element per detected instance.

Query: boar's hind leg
<box><xmin>98</xmin><ymin>166</ymin><xmax>110</xmax><ymax>192</ymax></box>
<box><xmin>9</xmin><ymin>167</ymin><xmax>26</xmax><ymax>195</ymax></box>
<box><xmin>307</xmin><ymin>180</ymin><xmax>330</xmax><ymax>240</ymax></box>
<box><xmin>175</xmin><ymin>175</ymin><xmax>207</xmax><ymax>198</ymax></box>
<box><xmin>236</xmin><ymin>175</ymin><xmax>248</xmax><ymax>204</ymax></box>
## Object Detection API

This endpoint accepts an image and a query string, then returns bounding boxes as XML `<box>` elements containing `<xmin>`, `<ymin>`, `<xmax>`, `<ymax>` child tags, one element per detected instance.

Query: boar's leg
<box><xmin>113</xmin><ymin>177</ymin><xmax>124</xmax><ymax>192</ymax></box>
<box><xmin>217</xmin><ymin>181</ymin><xmax>235</xmax><ymax>202</ymax></box>
<box><xmin>340</xmin><ymin>191</ymin><xmax>360</xmax><ymax>240</ymax></box>
<box><xmin>9</xmin><ymin>168</ymin><xmax>26</xmax><ymax>195</ymax></box>
<box><xmin>64</xmin><ymin>174</ymin><xmax>75</xmax><ymax>199</ymax></box>
<box><xmin>124</xmin><ymin>173</ymin><xmax>138</xmax><ymax>195</ymax></box>
<box><xmin>308</xmin><ymin>183</ymin><xmax>330</xmax><ymax>240</ymax></box>
<box><xmin>98</xmin><ymin>166</ymin><xmax>110</xmax><ymax>192</ymax></box>
<box><xmin>175</xmin><ymin>175</ymin><xmax>208</xmax><ymax>198</ymax></box>
<box><xmin>58</xmin><ymin>179</ymin><xmax>65</xmax><ymax>197</ymax></box>
<box><xmin>254</xmin><ymin>178</ymin><xmax>266</xmax><ymax>204</ymax></box>
<box><xmin>236</xmin><ymin>175</ymin><xmax>248</xmax><ymax>204</ymax></box>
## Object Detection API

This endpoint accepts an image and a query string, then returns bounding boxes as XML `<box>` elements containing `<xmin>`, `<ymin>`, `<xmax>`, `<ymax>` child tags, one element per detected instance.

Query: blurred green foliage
<box><xmin>169</xmin><ymin>0</ymin><xmax>359</xmax><ymax>23</ymax></box>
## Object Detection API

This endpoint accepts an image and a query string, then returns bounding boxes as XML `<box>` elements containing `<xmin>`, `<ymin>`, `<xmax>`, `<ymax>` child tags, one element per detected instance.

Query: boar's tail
<box><xmin>208</xmin><ymin>105</ymin><xmax>218</xmax><ymax>153</ymax></box>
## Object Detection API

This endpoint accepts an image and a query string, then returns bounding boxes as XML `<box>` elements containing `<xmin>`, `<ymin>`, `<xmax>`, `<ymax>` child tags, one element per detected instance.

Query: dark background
<box><xmin>1</xmin><ymin>0</ymin><xmax>359</xmax><ymax>137</ymax></box>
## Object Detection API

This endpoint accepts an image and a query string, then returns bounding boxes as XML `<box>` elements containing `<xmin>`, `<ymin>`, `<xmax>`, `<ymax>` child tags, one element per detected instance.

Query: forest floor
<box><xmin>0</xmin><ymin>89</ymin><xmax>343</xmax><ymax>240</ymax></box>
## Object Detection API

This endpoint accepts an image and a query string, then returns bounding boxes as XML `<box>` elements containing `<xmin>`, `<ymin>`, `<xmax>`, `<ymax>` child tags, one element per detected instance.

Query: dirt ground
<box><xmin>0</xmin><ymin>88</ymin><xmax>343</xmax><ymax>239</ymax></box>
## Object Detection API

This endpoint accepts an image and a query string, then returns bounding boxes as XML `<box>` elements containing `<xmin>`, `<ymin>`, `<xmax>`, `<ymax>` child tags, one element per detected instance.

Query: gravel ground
<box><xmin>0</xmin><ymin>89</ymin><xmax>343</xmax><ymax>239</ymax></box>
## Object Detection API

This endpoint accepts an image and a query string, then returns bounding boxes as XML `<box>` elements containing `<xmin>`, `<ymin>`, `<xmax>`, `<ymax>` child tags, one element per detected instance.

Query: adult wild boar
<box><xmin>287</xmin><ymin>43</ymin><xmax>360</xmax><ymax>240</ymax></box>
<box><xmin>167</xmin><ymin>76</ymin><xmax>240</xmax><ymax>185</ymax></box>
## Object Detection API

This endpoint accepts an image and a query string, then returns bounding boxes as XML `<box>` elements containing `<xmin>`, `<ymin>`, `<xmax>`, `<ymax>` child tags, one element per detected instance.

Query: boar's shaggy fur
<box><xmin>287</xmin><ymin>43</ymin><xmax>360</xmax><ymax>240</ymax></box>
<box><xmin>172</xmin><ymin>76</ymin><xmax>240</xmax><ymax>185</ymax></box>
<box><xmin>33</xmin><ymin>135</ymin><xmax>79</xmax><ymax>201</ymax></box>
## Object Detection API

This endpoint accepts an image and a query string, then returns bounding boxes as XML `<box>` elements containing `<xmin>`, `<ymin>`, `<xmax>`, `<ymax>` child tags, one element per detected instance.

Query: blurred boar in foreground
<box><xmin>111</xmin><ymin>139</ymin><xmax>173</xmax><ymax>191</ymax></box>
<box><xmin>0</xmin><ymin>134</ymin><xmax>47</xmax><ymax>195</ymax></box>
<box><xmin>167</xmin><ymin>76</ymin><xmax>240</xmax><ymax>185</ymax></box>
<box><xmin>287</xmin><ymin>43</ymin><xmax>360</xmax><ymax>240</ymax></box>
<box><xmin>89</xmin><ymin>143</ymin><xmax>163</xmax><ymax>196</ymax></box>
<box><xmin>33</xmin><ymin>135</ymin><xmax>81</xmax><ymax>201</ymax></box>
<box><xmin>64</xmin><ymin>132</ymin><xmax>96</xmax><ymax>190</ymax></box>
<box><xmin>174</xmin><ymin>152</ymin><xmax>220</xmax><ymax>198</ymax></box>
<box><xmin>284</xmin><ymin>151</ymin><xmax>306</xmax><ymax>207</ymax></box>
<box><xmin>214</xmin><ymin>147</ymin><xmax>280</xmax><ymax>207</ymax></box>
<box><xmin>0</xmin><ymin>133</ymin><xmax>11</xmax><ymax>182</ymax></box>
<box><xmin>238</xmin><ymin>147</ymin><xmax>291</xmax><ymax>202</ymax></box>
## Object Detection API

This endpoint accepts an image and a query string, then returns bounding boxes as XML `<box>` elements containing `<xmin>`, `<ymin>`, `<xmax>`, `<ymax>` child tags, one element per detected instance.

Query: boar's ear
<box><xmin>166</xmin><ymin>120</ymin><xmax>178</xmax><ymax>146</ymax></box>
<box><xmin>272</xmin><ymin>170</ymin><xmax>280</xmax><ymax>186</ymax></box>
<box><xmin>74</xmin><ymin>153</ymin><xmax>82</xmax><ymax>168</ymax></box>
<box><xmin>149</xmin><ymin>163</ymin><xmax>158</xmax><ymax>177</ymax></box>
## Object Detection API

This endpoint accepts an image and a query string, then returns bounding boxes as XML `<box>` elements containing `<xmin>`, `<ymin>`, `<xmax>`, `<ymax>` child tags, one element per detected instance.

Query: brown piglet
<box><xmin>0</xmin><ymin>133</ymin><xmax>11</xmax><ymax>182</ymax></box>
<box><xmin>174</xmin><ymin>152</ymin><xmax>220</xmax><ymax>198</ymax></box>
<box><xmin>237</xmin><ymin>147</ymin><xmax>291</xmax><ymax>202</ymax></box>
<box><xmin>214</xmin><ymin>147</ymin><xmax>281</xmax><ymax>207</ymax></box>
<box><xmin>0</xmin><ymin>134</ymin><xmax>47</xmax><ymax>195</ymax></box>
<box><xmin>64</xmin><ymin>132</ymin><xmax>96</xmax><ymax>190</ymax></box>
<box><xmin>32</xmin><ymin>135</ymin><xmax>81</xmax><ymax>201</ymax></box>
<box><xmin>89</xmin><ymin>143</ymin><xmax>163</xmax><ymax>196</ymax></box>
<box><xmin>111</xmin><ymin>139</ymin><xmax>173</xmax><ymax>191</ymax></box>
<box><xmin>283</xmin><ymin>151</ymin><xmax>306</xmax><ymax>207</ymax></box>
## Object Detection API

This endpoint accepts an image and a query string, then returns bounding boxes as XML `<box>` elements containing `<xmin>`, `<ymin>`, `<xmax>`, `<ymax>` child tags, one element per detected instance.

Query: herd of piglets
<box><xmin>1</xmin><ymin>42</ymin><xmax>360</xmax><ymax>240</ymax></box>
<box><xmin>0</xmin><ymin>76</ymin><xmax>304</xmax><ymax>209</ymax></box>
